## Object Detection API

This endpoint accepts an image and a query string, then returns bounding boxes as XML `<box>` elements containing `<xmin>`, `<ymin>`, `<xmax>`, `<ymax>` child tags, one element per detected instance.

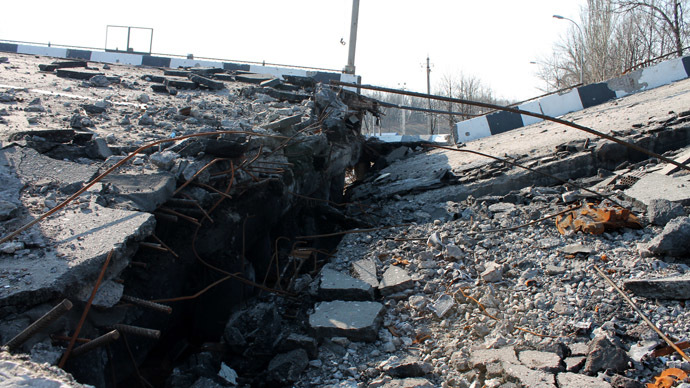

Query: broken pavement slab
<box><xmin>379</xmin><ymin>265</ymin><xmax>414</xmax><ymax>296</ymax></box>
<box><xmin>624</xmin><ymin>173</ymin><xmax>690</xmax><ymax>206</ymax></box>
<box><xmin>318</xmin><ymin>267</ymin><xmax>374</xmax><ymax>301</ymax></box>
<box><xmin>624</xmin><ymin>275</ymin><xmax>690</xmax><ymax>300</ymax></box>
<box><xmin>556</xmin><ymin>372</ymin><xmax>611</xmax><ymax>388</ymax></box>
<box><xmin>352</xmin><ymin>258</ymin><xmax>379</xmax><ymax>289</ymax></box>
<box><xmin>0</xmin><ymin>146</ymin><xmax>98</xmax><ymax>193</ymax></box>
<box><xmin>0</xmin><ymin>203</ymin><xmax>154</xmax><ymax>308</ymax></box>
<box><xmin>309</xmin><ymin>300</ymin><xmax>383</xmax><ymax>342</ymax></box>
<box><xmin>99</xmin><ymin>172</ymin><xmax>176</xmax><ymax>212</ymax></box>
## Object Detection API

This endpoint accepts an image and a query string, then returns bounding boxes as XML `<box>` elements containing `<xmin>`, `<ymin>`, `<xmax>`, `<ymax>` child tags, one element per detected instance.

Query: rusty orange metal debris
<box><xmin>556</xmin><ymin>202</ymin><xmax>642</xmax><ymax>235</ymax></box>
<box><xmin>646</xmin><ymin>368</ymin><xmax>688</xmax><ymax>388</ymax></box>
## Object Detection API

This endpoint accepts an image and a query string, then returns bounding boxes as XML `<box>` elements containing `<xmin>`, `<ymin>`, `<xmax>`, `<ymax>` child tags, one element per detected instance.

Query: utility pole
<box><xmin>399</xmin><ymin>83</ymin><xmax>407</xmax><ymax>135</ymax></box>
<box><xmin>343</xmin><ymin>0</ymin><xmax>360</xmax><ymax>74</ymax></box>
<box><xmin>426</xmin><ymin>56</ymin><xmax>434</xmax><ymax>135</ymax></box>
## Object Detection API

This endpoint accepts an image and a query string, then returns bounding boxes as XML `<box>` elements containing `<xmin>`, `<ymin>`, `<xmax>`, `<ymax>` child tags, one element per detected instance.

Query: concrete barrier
<box><xmin>455</xmin><ymin>54</ymin><xmax>690</xmax><ymax>143</ymax></box>
<box><xmin>0</xmin><ymin>41</ymin><xmax>358</xmax><ymax>85</ymax></box>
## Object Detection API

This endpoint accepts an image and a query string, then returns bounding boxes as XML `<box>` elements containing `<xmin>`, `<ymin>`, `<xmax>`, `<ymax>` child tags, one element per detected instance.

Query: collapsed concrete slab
<box><xmin>309</xmin><ymin>300</ymin><xmax>383</xmax><ymax>342</ymax></box>
<box><xmin>625</xmin><ymin>173</ymin><xmax>690</xmax><ymax>206</ymax></box>
<box><xmin>319</xmin><ymin>267</ymin><xmax>374</xmax><ymax>301</ymax></box>
<box><xmin>0</xmin><ymin>203</ymin><xmax>154</xmax><ymax>308</ymax></box>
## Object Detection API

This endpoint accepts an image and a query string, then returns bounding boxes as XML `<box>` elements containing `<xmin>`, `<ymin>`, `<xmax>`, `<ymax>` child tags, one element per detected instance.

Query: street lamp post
<box><xmin>553</xmin><ymin>14</ymin><xmax>584</xmax><ymax>86</ymax></box>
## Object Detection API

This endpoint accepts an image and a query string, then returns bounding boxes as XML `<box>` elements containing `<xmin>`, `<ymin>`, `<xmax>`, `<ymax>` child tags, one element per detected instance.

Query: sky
<box><xmin>2</xmin><ymin>1</ymin><xmax>586</xmax><ymax>101</ymax></box>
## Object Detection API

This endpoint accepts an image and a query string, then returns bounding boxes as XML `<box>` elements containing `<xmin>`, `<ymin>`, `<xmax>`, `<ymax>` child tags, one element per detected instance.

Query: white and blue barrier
<box><xmin>455</xmin><ymin>55</ymin><xmax>690</xmax><ymax>144</ymax></box>
<box><xmin>0</xmin><ymin>41</ymin><xmax>359</xmax><ymax>86</ymax></box>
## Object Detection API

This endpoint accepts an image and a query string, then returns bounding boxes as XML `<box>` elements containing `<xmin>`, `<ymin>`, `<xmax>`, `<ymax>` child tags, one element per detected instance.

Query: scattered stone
<box><xmin>583</xmin><ymin>336</ymin><xmax>631</xmax><ymax>375</ymax></box>
<box><xmin>646</xmin><ymin>198</ymin><xmax>685</xmax><ymax>226</ymax></box>
<box><xmin>218</xmin><ymin>362</ymin><xmax>238</xmax><ymax>385</ymax></box>
<box><xmin>70</xmin><ymin>114</ymin><xmax>93</xmax><ymax>129</ymax></box>
<box><xmin>319</xmin><ymin>267</ymin><xmax>374</xmax><ymax>301</ymax></box>
<box><xmin>89</xmin><ymin>75</ymin><xmax>111</xmax><ymax>87</ymax></box>
<box><xmin>381</xmin><ymin>356</ymin><xmax>433</xmax><ymax>378</ymax></box>
<box><xmin>623</xmin><ymin>275</ymin><xmax>690</xmax><ymax>300</ymax></box>
<box><xmin>427</xmin><ymin>232</ymin><xmax>444</xmax><ymax>250</ymax></box>
<box><xmin>266</xmin><ymin>349</ymin><xmax>309</xmax><ymax>384</ymax></box>
<box><xmin>557</xmin><ymin>372</ymin><xmax>611</xmax><ymax>388</ymax></box>
<box><xmin>643</xmin><ymin>216</ymin><xmax>690</xmax><ymax>257</ymax></box>
<box><xmin>481</xmin><ymin>262</ymin><xmax>503</xmax><ymax>283</ymax></box>
<box><xmin>444</xmin><ymin>244</ymin><xmax>464</xmax><ymax>260</ymax></box>
<box><xmin>379</xmin><ymin>266</ymin><xmax>414</xmax><ymax>296</ymax></box>
<box><xmin>309</xmin><ymin>300</ymin><xmax>383</xmax><ymax>342</ymax></box>
<box><xmin>560</xmin><ymin>243</ymin><xmax>594</xmax><ymax>255</ymax></box>
<box><xmin>610</xmin><ymin>374</ymin><xmax>644</xmax><ymax>388</ymax></box>
<box><xmin>138</xmin><ymin>113</ymin><xmax>155</xmax><ymax>126</ymax></box>
<box><xmin>137</xmin><ymin>93</ymin><xmax>150</xmax><ymax>104</ymax></box>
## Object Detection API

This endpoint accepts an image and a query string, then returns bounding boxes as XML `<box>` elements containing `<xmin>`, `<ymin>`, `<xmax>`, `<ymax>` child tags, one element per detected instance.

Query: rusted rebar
<box><xmin>139</xmin><ymin>242</ymin><xmax>168</xmax><ymax>252</ymax></box>
<box><xmin>158</xmin><ymin>207</ymin><xmax>201</xmax><ymax>226</ymax></box>
<box><xmin>331</xmin><ymin>81</ymin><xmax>690</xmax><ymax>173</ymax></box>
<box><xmin>152</xmin><ymin>234</ymin><xmax>180</xmax><ymax>259</ymax></box>
<box><xmin>593</xmin><ymin>265</ymin><xmax>690</xmax><ymax>363</ymax></box>
<box><xmin>0</xmin><ymin>131</ymin><xmax>289</xmax><ymax>246</ymax></box>
<box><xmin>5</xmin><ymin>299</ymin><xmax>73</xmax><ymax>349</ymax></box>
<box><xmin>70</xmin><ymin>330</ymin><xmax>120</xmax><ymax>357</ymax></box>
<box><xmin>120</xmin><ymin>295</ymin><xmax>172</xmax><ymax>314</ymax></box>
<box><xmin>112</xmin><ymin>324</ymin><xmax>160</xmax><ymax>339</ymax></box>
<box><xmin>59</xmin><ymin>249</ymin><xmax>113</xmax><ymax>368</ymax></box>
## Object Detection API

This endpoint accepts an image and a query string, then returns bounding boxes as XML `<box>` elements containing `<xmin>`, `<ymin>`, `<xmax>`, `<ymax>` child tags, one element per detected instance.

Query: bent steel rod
<box><xmin>330</xmin><ymin>81</ymin><xmax>690</xmax><ymax>173</ymax></box>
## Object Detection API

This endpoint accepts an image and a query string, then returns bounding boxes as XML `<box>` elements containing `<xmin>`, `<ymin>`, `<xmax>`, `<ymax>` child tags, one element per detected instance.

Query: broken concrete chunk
<box><xmin>610</xmin><ymin>374</ymin><xmax>644</xmax><ymax>388</ymax></box>
<box><xmin>557</xmin><ymin>372</ymin><xmax>612</xmax><ymax>388</ymax></box>
<box><xmin>583</xmin><ymin>336</ymin><xmax>631</xmax><ymax>375</ymax></box>
<box><xmin>319</xmin><ymin>267</ymin><xmax>374</xmax><ymax>301</ymax></box>
<box><xmin>85</xmin><ymin>138</ymin><xmax>113</xmax><ymax>160</ymax></box>
<box><xmin>646</xmin><ymin>198</ymin><xmax>685</xmax><ymax>226</ymax></box>
<box><xmin>189</xmin><ymin>74</ymin><xmax>225</xmax><ymax>90</ymax></box>
<box><xmin>470</xmin><ymin>346</ymin><xmax>520</xmax><ymax>367</ymax></box>
<box><xmin>625</xmin><ymin>173</ymin><xmax>690</xmax><ymax>206</ymax></box>
<box><xmin>379</xmin><ymin>266</ymin><xmax>414</xmax><ymax>296</ymax></box>
<box><xmin>430</xmin><ymin>294</ymin><xmax>455</xmax><ymax>318</ymax></box>
<box><xmin>0</xmin><ymin>199</ymin><xmax>19</xmax><ymax>221</ymax></box>
<box><xmin>518</xmin><ymin>350</ymin><xmax>563</xmax><ymax>373</ymax></box>
<box><xmin>378</xmin><ymin>378</ymin><xmax>435</xmax><ymax>388</ymax></box>
<box><xmin>265</xmin><ymin>349</ymin><xmax>308</xmax><ymax>385</ymax></box>
<box><xmin>481</xmin><ymin>262</ymin><xmax>503</xmax><ymax>283</ymax></box>
<box><xmin>564</xmin><ymin>356</ymin><xmax>586</xmax><ymax>372</ymax></box>
<box><xmin>623</xmin><ymin>275</ymin><xmax>690</xmax><ymax>300</ymax></box>
<box><xmin>150</xmin><ymin>150</ymin><xmax>179</xmax><ymax>170</ymax></box>
<box><xmin>263</xmin><ymin>114</ymin><xmax>302</xmax><ymax>132</ymax></box>
<box><xmin>381</xmin><ymin>356</ymin><xmax>433</xmax><ymax>378</ymax></box>
<box><xmin>352</xmin><ymin>258</ymin><xmax>379</xmax><ymax>289</ymax></box>
<box><xmin>309</xmin><ymin>300</ymin><xmax>383</xmax><ymax>342</ymax></box>
<box><xmin>73</xmin><ymin>280</ymin><xmax>124</xmax><ymax>308</ymax></box>
<box><xmin>643</xmin><ymin>216</ymin><xmax>690</xmax><ymax>257</ymax></box>
<box><xmin>426</xmin><ymin>232</ymin><xmax>444</xmax><ymax>250</ymax></box>
<box><xmin>101</xmin><ymin>172</ymin><xmax>176</xmax><ymax>212</ymax></box>
<box><xmin>444</xmin><ymin>244</ymin><xmax>464</xmax><ymax>260</ymax></box>
<box><xmin>501</xmin><ymin>362</ymin><xmax>556</xmax><ymax>388</ymax></box>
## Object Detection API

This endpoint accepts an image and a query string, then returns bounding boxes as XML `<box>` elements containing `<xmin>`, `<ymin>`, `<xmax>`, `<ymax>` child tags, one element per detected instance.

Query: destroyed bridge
<box><xmin>0</xmin><ymin>44</ymin><xmax>689</xmax><ymax>388</ymax></box>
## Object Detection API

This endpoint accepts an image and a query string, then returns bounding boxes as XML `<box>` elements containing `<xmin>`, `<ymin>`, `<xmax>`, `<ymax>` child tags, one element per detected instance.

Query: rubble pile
<box><xmin>0</xmin><ymin>53</ymin><xmax>378</xmax><ymax>386</ymax></box>
<box><xmin>1</xmin><ymin>52</ymin><xmax>690</xmax><ymax>388</ymax></box>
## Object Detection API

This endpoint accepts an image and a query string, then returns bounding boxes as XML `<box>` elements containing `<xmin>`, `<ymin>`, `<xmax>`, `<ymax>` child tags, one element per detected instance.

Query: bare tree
<box><xmin>615</xmin><ymin>0</ymin><xmax>687</xmax><ymax>56</ymax></box>
<box><xmin>538</xmin><ymin>0</ymin><xmax>689</xmax><ymax>91</ymax></box>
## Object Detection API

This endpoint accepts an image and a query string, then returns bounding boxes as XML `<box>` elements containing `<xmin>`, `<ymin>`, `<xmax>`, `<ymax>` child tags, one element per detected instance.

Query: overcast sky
<box><xmin>2</xmin><ymin>1</ymin><xmax>585</xmax><ymax>101</ymax></box>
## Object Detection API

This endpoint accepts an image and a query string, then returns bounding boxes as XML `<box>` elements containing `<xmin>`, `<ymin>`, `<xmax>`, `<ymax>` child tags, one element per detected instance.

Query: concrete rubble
<box><xmin>0</xmin><ymin>50</ymin><xmax>689</xmax><ymax>388</ymax></box>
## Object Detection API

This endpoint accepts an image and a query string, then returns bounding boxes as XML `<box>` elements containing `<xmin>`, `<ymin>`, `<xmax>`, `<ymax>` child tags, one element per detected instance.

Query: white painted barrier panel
<box><xmin>538</xmin><ymin>89</ymin><xmax>583</xmax><ymax>118</ymax></box>
<box><xmin>249</xmin><ymin>65</ymin><xmax>308</xmax><ymax>79</ymax></box>
<box><xmin>90</xmin><ymin>51</ymin><xmax>143</xmax><ymax>66</ymax></box>
<box><xmin>17</xmin><ymin>45</ymin><xmax>67</xmax><ymax>58</ymax></box>
<box><xmin>639</xmin><ymin>58</ymin><xmax>687</xmax><ymax>90</ymax></box>
<box><xmin>170</xmin><ymin>58</ymin><xmax>224</xmax><ymax>68</ymax></box>
<box><xmin>517</xmin><ymin>100</ymin><xmax>543</xmax><ymax>126</ymax></box>
<box><xmin>455</xmin><ymin>116</ymin><xmax>492</xmax><ymax>143</ymax></box>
